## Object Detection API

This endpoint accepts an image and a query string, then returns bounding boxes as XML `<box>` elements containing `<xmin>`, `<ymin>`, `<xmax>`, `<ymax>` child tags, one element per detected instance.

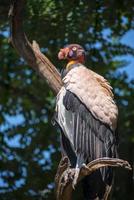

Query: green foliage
<box><xmin>0</xmin><ymin>0</ymin><xmax>134</xmax><ymax>199</ymax></box>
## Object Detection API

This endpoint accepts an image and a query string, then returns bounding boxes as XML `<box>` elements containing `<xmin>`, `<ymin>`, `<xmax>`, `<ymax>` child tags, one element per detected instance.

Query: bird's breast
<box><xmin>62</xmin><ymin>66</ymin><xmax>118</xmax><ymax>130</ymax></box>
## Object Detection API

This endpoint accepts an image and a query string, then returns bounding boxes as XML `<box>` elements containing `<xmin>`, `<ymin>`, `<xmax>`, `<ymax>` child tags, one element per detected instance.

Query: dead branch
<box><xmin>9</xmin><ymin>0</ymin><xmax>62</xmax><ymax>94</ymax></box>
<box><xmin>55</xmin><ymin>157</ymin><xmax>132</xmax><ymax>200</ymax></box>
<box><xmin>9</xmin><ymin>1</ymin><xmax>132</xmax><ymax>200</ymax></box>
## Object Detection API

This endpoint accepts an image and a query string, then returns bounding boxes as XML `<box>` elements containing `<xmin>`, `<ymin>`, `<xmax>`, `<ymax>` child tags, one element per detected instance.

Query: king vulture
<box><xmin>54</xmin><ymin>44</ymin><xmax>118</xmax><ymax>200</ymax></box>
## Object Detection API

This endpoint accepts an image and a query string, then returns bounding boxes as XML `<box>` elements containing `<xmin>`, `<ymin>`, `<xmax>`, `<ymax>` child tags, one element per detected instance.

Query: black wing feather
<box><xmin>55</xmin><ymin>89</ymin><xmax>118</xmax><ymax>199</ymax></box>
<box><xmin>63</xmin><ymin>90</ymin><xmax>117</xmax><ymax>178</ymax></box>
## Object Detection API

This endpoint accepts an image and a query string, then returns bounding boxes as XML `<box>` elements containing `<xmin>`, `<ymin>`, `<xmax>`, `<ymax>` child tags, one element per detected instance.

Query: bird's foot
<box><xmin>81</xmin><ymin>163</ymin><xmax>88</xmax><ymax>169</ymax></box>
<box><xmin>72</xmin><ymin>168</ymin><xmax>80</xmax><ymax>189</ymax></box>
<box><xmin>81</xmin><ymin>163</ymin><xmax>90</xmax><ymax>175</ymax></box>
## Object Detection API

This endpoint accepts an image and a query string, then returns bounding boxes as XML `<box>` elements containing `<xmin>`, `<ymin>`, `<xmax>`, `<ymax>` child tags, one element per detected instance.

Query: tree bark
<box><xmin>9</xmin><ymin>1</ymin><xmax>132</xmax><ymax>200</ymax></box>
<box><xmin>9</xmin><ymin>0</ymin><xmax>62</xmax><ymax>94</ymax></box>
<box><xmin>55</xmin><ymin>157</ymin><xmax>131</xmax><ymax>200</ymax></box>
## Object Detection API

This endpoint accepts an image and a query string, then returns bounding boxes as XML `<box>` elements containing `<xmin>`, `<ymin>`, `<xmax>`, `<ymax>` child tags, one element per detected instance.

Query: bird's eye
<box><xmin>68</xmin><ymin>50</ymin><xmax>74</xmax><ymax>57</ymax></box>
<box><xmin>72</xmin><ymin>47</ymin><xmax>77</xmax><ymax>51</ymax></box>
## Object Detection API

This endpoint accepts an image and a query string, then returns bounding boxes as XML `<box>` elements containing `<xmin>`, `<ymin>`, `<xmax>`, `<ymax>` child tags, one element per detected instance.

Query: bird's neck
<box><xmin>66</xmin><ymin>60</ymin><xmax>79</xmax><ymax>71</ymax></box>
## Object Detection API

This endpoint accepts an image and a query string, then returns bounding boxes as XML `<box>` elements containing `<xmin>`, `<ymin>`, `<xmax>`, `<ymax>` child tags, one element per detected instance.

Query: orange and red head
<box><xmin>58</xmin><ymin>44</ymin><xmax>85</xmax><ymax>64</ymax></box>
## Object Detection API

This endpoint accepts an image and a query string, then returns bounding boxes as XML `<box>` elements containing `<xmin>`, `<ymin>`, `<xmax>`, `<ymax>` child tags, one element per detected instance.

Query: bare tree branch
<box><xmin>9</xmin><ymin>1</ymin><xmax>132</xmax><ymax>200</ymax></box>
<box><xmin>55</xmin><ymin>157</ymin><xmax>132</xmax><ymax>200</ymax></box>
<box><xmin>9</xmin><ymin>0</ymin><xmax>62</xmax><ymax>94</ymax></box>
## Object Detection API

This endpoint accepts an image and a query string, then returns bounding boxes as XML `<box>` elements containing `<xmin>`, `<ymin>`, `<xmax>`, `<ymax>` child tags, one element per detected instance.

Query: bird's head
<box><xmin>58</xmin><ymin>44</ymin><xmax>85</xmax><ymax>64</ymax></box>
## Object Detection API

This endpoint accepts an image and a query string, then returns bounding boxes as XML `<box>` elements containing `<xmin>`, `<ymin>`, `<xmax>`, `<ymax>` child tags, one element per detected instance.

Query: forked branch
<box><xmin>55</xmin><ymin>157</ymin><xmax>131</xmax><ymax>200</ymax></box>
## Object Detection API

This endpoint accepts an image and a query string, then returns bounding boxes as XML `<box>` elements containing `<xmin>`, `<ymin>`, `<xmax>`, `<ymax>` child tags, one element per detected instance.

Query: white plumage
<box><xmin>62</xmin><ymin>65</ymin><xmax>118</xmax><ymax>130</ymax></box>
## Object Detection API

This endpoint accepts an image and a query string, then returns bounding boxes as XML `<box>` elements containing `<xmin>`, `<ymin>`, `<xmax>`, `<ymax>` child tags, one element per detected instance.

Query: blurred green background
<box><xmin>0</xmin><ymin>0</ymin><xmax>134</xmax><ymax>199</ymax></box>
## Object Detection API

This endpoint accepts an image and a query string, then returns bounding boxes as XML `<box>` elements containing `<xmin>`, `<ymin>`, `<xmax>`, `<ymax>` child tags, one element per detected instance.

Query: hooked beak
<box><xmin>58</xmin><ymin>47</ymin><xmax>70</xmax><ymax>60</ymax></box>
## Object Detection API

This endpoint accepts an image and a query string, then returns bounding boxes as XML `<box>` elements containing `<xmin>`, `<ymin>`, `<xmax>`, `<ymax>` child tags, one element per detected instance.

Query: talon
<box><xmin>81</xmin><ymin>163</ymin><xmax>90</xmax><ymax>175</ymax></box>
<box><xmin>82</xmin><ymin>163</ymin><xmax>89</xmax><ymax>169</ymax></box>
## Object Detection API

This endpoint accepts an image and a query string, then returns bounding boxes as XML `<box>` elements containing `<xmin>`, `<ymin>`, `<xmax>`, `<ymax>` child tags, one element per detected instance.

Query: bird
<box><xmin>54</xmin><ymin>44</ymin><xmax>118</xmax><ymax>200</ymax></box>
